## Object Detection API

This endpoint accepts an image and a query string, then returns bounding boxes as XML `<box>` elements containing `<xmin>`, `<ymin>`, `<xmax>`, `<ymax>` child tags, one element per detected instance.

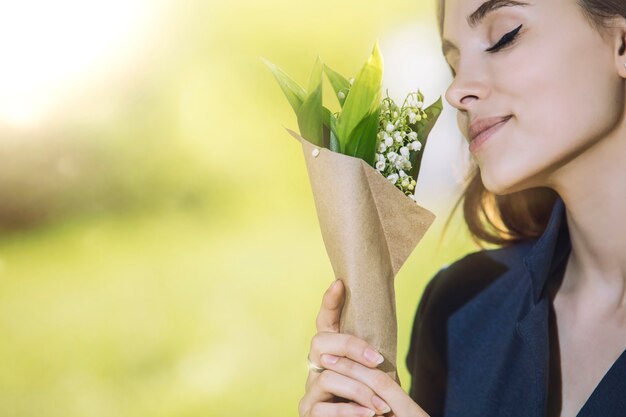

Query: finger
<box><xmin>307</xmin><ymin>401</ymin><xmax>375</xmax><ymax>417</ymax></box>
<box><xmin>315</xmin><ymin>279</ymin><xmax>345</xmax><ymax>333</ymax></box>
<box><xmin>306</xmin><ymin>370</ymin><xmax>388</xmax><ymax>416</ymax></box>
<box><xmin>320</xmin><ymin>355</ymin><xmax>430</xmax><ymax>417</ymax></box>
<box><xmin>309</xmin><ymin>332</ymin><xmax>385</xmax><ymax>370</ymax></box>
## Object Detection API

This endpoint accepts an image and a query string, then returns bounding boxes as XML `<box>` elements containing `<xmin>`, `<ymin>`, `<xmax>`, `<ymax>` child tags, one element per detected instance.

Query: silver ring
<box><xmin>307</xmin><ymin>355</ymin><xmax>325</xmax><ymax>373</ymax></box>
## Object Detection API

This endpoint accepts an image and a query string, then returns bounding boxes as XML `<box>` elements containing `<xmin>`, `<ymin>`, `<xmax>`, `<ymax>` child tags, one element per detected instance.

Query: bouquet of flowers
<box><xmin>262</xmin><ymin>41</ymin><xmax>442</xmax><ymax>385</ymax></box>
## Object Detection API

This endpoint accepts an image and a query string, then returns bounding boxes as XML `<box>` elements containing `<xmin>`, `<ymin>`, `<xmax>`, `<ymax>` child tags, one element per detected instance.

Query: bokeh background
<box><xmin>0</xmin><ymin>1</ymin><xmax>483</xmax><ymax>416</ymax></box>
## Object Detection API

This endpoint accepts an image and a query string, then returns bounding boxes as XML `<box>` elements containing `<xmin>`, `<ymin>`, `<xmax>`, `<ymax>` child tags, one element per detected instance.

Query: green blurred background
<box><xmin>0</xmin><ymin>0</ymin><xmax>481</xmax><ymax>416</ymax></box>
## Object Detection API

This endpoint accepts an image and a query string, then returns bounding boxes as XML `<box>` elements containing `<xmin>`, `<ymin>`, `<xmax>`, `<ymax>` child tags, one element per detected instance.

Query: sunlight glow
<box><xmin>0</xmin><ymin>0</ymin><xmax>165</xmax><ymax>128</ymax></box>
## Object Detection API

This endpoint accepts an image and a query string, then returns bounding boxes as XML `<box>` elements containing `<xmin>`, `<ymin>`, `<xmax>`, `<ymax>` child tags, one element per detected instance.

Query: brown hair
<box><xmin>437</xmin><ymin>0</ymin><xmax>626</xmax><ymax>248</ymax></box>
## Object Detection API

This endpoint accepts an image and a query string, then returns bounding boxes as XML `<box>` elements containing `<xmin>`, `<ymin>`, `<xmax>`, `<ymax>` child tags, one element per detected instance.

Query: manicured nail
<box><xmin>364</xmin><ymin>348</ymin><xmax>384</xmax><ymax>365</ymax></box>
<box><xmin>372</xmin><ymin>395</ymin><xmax>391</xmax><ymax>414</ymax></box>
<box><xmin>321</xmin><ymin>354</ymin><xmax>339</xmax><ymax>365</ymax></box>
<box><xmin>360</xmin><ymin>408</ymin><xmax>375</xmax><ymax>417</ymax></box>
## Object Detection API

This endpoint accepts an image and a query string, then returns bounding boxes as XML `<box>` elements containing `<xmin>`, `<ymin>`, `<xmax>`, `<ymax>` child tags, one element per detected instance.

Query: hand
<box><xmin>298</xmin><ymin>279</ymin><xmax>430</xmax><ymax>417</ymax></box>
<box><xmin>319</xmin><ymin>353</ymin><xmax>430</xmax><ymax>417</ymax></box>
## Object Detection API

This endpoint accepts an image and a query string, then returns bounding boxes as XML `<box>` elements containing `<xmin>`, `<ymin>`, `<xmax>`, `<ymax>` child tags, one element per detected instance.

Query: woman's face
<box><xmin>442</xmin><ymin>0</ymin><xmax>625</xmax><ymax>195</ymax></box>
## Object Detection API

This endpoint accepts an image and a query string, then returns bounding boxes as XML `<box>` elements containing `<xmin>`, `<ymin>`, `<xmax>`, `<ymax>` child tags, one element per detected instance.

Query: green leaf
<box><xmin>323</xmin><ymin>64</ymin><xmax>351</xmax><ymax>108</ymax></box>
<box><xmin>345</xmin><ymin>108</ymin><xmax>381</xmax><ymax>167</ymax></box>
<box><xmin>336</xmin><ymin>41</ymin><xmax>383</xmax><ymax>152</ymax></box>
<box><xmin>260</xmin><ymin>56</ymin><xmax>306</xmax><ymax>114</ymax></box>
<box><xmin>296</xmin><ymin>56</ymin><xmax>324</xmax><ymax>146</ymax></box>
<box><xmin>408</xmin><ymin>95</ymin><xmax>444</xmax><ymax>181</ymax></box>
<box><xmin>329</xmin><ymin>113</ymin><xmax>340</xmax><ymax>152</ymax></box>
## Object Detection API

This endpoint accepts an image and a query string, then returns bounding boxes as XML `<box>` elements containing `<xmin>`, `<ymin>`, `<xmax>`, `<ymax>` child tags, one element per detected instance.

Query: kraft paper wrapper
<box><xmin>286</xmin><ymin>128</ymin><xmax>436</xmax><ymax>386</ymax></box>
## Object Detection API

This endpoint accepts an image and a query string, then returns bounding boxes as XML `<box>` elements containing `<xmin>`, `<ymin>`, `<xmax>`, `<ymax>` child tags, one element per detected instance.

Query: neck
<box><xmin>549</xmin><ymin>123</ymin><xmax>626</xmax><ymax>317</ymax></box>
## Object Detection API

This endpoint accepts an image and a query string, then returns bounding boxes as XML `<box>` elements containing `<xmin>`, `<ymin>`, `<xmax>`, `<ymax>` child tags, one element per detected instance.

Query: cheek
<box><xmin>477</xmin><ymin>30</ymin><xmax>621</xmax><ymax>194</ymax></box>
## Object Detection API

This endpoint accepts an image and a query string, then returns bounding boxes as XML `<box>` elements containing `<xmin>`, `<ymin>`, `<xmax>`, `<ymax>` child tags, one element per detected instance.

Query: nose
<box><xmin>444</xmin><ymin>63</ymin><xmax>492</xmax><ymax>139</ymax></box>
<box><xmin>444</xmin><ymin>64</ymin><xmax>491</xmax><ymax>113</ymax></box>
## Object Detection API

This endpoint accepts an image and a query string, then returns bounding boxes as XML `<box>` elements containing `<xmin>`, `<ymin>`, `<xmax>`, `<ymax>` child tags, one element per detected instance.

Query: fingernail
<box><xmin>364</xmin><ymin>348</ymin><xmax>384</xmax><ymax>365</ymax></box>
<box><xmin>321</xmin><ymin>354</ymin><xmax>339</xmax><ymax>364</ymax></box>
<box><xmin>360</xmin><ymin>408</ymin><xmax>375</xmax><ymax>417</ymax></box>
<box><xmin>372</xmin><ymin>395</ymin><xmax>391</xmax><ymax>414</ymax></box>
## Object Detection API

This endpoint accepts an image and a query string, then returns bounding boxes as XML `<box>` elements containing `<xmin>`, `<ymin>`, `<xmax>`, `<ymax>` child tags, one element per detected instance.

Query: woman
<box><xmin>298</xmin><ymin>0</ymin><xmax>626</xmax><ymax>416</ymax></box>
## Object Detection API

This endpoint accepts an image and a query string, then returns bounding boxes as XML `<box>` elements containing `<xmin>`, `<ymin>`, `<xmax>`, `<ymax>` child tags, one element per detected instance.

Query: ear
<box><xmin>609</xmin><ymin>15</ymin><xmax>626</xmax><ymax>77</ymax></box>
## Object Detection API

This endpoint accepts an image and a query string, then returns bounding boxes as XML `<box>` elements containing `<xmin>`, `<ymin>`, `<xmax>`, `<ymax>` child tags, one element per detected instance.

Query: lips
<box><xmin>468</xmin><ymin>115</ymin><xmax>513</xmax><ymax>143</ymax></box>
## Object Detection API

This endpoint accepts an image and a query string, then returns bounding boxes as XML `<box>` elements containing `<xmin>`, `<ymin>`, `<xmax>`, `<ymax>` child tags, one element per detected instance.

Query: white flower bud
<box><xmin>401</xmin><ymin>179</ymin><xmax>409</xmax><ymax>188</ymax></box>
<box><xmin>338</xmin><ymin>91</ymin><xmax>346</xmax><ymax>100</ymax></box>
<box><xmin>387</xmin><ymin>173</ymin><xmax>399</xmax><ymax>183</ymax></box>
<box><xmin>417</xmin><ymin>101</ymin><xmax>423</xmax><ymax>108</ymax></box>
<box><xmin>408</xmin><ymin>132</ymin><xmax>418</xmax><ymax>141</ymax></box>
<box><xmin>349</xmin><ymin>77</ymin><xmax>355</xmax><ymax>85</ymax></box>
<box><xmin>408</xmin><ymin>184</ymin><xmax>415</xmax><ymax>191</ymax></box>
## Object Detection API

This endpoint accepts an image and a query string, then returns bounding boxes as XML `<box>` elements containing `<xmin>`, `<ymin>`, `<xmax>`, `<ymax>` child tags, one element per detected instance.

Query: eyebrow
<box><xmin>441</xmin><ymin>0</ymin><xmax>530</xmax><ymax>58</ymax></box>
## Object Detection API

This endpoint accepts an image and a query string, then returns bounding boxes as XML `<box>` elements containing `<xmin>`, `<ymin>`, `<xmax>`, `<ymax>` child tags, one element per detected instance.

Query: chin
<box><xmin>479</xmin><ymin>168</ymin><xmax>531</xmax><ymax>196</ymax></box>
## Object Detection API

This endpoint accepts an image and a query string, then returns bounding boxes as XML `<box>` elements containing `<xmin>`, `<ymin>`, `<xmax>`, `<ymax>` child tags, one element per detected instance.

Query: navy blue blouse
<box><xmin>406</xmin><ymin>195</ymin><xmax>626</xmax><ymax>416</ymax></box>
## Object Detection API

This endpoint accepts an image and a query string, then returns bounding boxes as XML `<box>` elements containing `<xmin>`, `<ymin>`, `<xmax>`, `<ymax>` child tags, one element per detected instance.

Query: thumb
<box><xmin>315</xmin><ymin>279</ymin><xmax>345</xmax><ymax>332</ymax></box>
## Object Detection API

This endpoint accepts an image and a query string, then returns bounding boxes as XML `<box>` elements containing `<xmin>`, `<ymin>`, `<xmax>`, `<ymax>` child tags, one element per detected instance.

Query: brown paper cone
<box><xmin>286</xmin><ymin>128</ymin><xmax>436</xmax><ymax>386</ymax></box>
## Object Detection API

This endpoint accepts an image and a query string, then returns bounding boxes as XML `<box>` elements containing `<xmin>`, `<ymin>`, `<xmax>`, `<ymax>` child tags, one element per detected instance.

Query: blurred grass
<box><xmin>0</xmin><ymin>0</ymin><xmax>480</xmax><ymax>416</ymax></box>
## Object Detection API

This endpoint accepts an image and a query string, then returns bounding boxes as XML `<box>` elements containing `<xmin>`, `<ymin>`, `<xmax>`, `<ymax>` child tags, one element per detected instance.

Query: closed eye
<box><xmin>447</xmin><ymin>24</ymin><xmax>523</xmax><ymax>78</ymax></box>
<box><xmin>486</xmin><ymin>23</ymin><xmax>523</xmax><ymax>53</ymax></box>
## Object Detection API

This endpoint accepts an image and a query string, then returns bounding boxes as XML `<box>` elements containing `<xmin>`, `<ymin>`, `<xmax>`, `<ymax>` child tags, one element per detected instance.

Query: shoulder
<box><xmin>420</xmin><ymin>247</ymin><xmax>515</xmax><ymax>317</ymax></box>
<box><xmin>406</xmin><ymin>245</ymin><xmax>527</xmax><ymax>415</ymax></box>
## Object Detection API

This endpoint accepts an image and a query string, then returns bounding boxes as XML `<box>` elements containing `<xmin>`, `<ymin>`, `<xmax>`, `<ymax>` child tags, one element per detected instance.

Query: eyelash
<box><xmin>486</xmin><ymin>23</ymin><xmax>523</xmax><ymax>53</ymax></box>
<box><xmin>449</xmin><ymin>24</ymin><xmax>523</xmax><ymax>78</ymax></box>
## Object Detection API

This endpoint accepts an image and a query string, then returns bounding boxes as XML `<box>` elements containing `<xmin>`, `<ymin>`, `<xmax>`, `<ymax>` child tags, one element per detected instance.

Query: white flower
<box><xmin>398</xmin><ymin>169</ymin><xmax>407</xmax><ymax>178</ymax></box>
<box><xmin>378</xmin><ymin>142</ymin><xmax>387</xmax><ymax>153</ymax></box>
<box><xmin>393</xmin><ymin>111</ymin><xmax>398</xmax><ymax>119</ymax></box>
<box><xmin>400</xmin><ymin>146</ymin><xmax>410</xmax><ymax>157</ymax></box>
<box><xmin>338</xmin><ymin>91</ymin><xmax>346</xmax><ymax>100</ymax></box>
<box><xmin>384</xmin><ymin>134</ymin><xmax>394</xmax><ymax>147</ymax></box>
<box><xmin>403</xmin><ymin>159</ymin><xmax>412</xmax><ymax>170</ymax></box>
<box><xmin>417</xmin><ymin>101</ymin><xmax>423</xmax><ymax>108</ymax></box>
<box><xmin>387</xmin><ymin>173</ymin><xmax>399</xmax><ymax>184</ymax></box>
<box><xmin>385</xmin><ymin>122</ymin><xmax>395</xmax><ymax>133</ymax></box>
<box><xmin>409</xmin><ymin>141</ymin><xmax>422</xmax><ymax>151</ymax></box>
<box><xmin>409</xmin><ymin>111</ymin><xmax>417</xmax><ymax>124</ymax></box>
<box><xmin>393</xmin><ymin>131</ymin><xmax>403</xmax><ymax>143</ymax></box>
<box><xmin>386</xmin><ymin>151</ymin><xmax>398</xmax><ymax>162</ymax></box>
<box><xmin>408</xmin><ymin>132</ymin><xmax>418</xmax><ymax>141</ymax></box>
<box><xmin>376</xmin><ymin>160</ymin><xmax>386</xmax><ymax>171</ymax></box>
